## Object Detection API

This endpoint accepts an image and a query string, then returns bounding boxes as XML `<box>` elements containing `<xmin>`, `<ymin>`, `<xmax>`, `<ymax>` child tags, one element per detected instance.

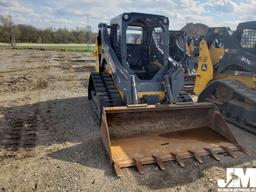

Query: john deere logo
<box><xmin>217</xmin><ymin>168</ymin><xmax>256</xmax><ymax>191</ymax></box>
<box><xmin>201</xmin><ymin>64</ymin><xmax>207</xmax><ymax>71</ymax></box>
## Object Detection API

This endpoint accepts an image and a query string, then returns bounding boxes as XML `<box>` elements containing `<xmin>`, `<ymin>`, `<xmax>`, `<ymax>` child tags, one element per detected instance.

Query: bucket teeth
<box><xmin>190</xmin><ymin>151</ymin><xmax>203</xmax><ymax>164</ymax></box>
<box><xmin>134</xmin><ymin>158</ymin><xmax>144</xmax><ymax>174</ymax></box>
<box><xmin>101</xmin><ymin>105</ymin><xmax>248</xmax><ymax>177</ymax></box>
<box><xmin>220</xmin><ymin>146</ymin><xmax>236</xmax><ymax>158</ymax></box>
<box><xmin>112</xmin><ymin>146</ymin><xmax>246</xmax><ymax>176</ymax></box>
<box><xmin>205</xmin><ymin>148</ymin><xmax>220</xmax><ymax>161</ymax></box>
<box><xmin>113</xmin><ymin>162</ymin><xmax>122</xmax><ymax>177</ymax></box>
<box><xmin>152</xmin><ymin>155</ymin><xmax>165</xmax><ymax>171</ymax></box>
<box><xmin>172</xmin><ymin>153</ymin><xmax>185</xmax><ymax>167</ymax></box>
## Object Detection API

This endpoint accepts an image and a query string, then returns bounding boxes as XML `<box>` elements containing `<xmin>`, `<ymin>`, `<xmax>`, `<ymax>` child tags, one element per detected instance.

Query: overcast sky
<box><xmin>0</xmin><ymin>0</ymin><xmax>255</xmax><ymax>31</ymax></box>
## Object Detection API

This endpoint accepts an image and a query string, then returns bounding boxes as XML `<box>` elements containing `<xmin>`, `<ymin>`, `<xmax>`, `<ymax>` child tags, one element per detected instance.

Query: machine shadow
<box><xmin>0</xmin><ymin>96</ymin><xmax>97</xmax><ymax>150</ymax></box>
<box><xmin>1</xmin><ymin>96</ymin><xmax>255</xmax><ymax>190</ymax></box>
<box><xmin>0</xmin><ymin>96</ymin><xmax>114</xmax><ymax>176</ymax></box>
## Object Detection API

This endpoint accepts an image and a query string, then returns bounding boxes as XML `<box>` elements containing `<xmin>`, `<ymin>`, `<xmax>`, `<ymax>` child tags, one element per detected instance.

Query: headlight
<box><xmin>123</xmin><ymin>14</ymin><xmax>130</xmax><ymax>21</ymax></box>
<box><xmin>163</xmin><ymin>18</ymin><xmax>168</xmax><ymax>24</ymax></box>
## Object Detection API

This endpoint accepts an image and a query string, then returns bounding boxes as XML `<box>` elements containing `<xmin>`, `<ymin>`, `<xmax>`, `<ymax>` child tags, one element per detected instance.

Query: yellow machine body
<box><xmin>194</xmin><ymin>39</ymin><xmax>255</xmax><ymax>95</ymax></box>
<box><xmin>188</xmin><ymin>39</ymin><xmax>195</xmax><ymax>56</ymax></box>
<box><xmin>194</xmin><ymin>40</ymin><xmax>214</xmax><ymax>95</ymax></box>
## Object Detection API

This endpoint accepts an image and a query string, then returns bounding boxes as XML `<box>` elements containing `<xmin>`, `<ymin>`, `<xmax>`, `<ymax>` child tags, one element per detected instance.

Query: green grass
<box><xmin>0</xmin><ymin>43</ymin><xmax>95</xmax><ymax>52</ymax></box>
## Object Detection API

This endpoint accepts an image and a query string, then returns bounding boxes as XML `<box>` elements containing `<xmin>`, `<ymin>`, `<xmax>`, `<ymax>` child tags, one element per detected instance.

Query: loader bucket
<box><xmin>100</xmin><ymin>103</ymin><xmax>247</xmax><ymax>176</ymax></box>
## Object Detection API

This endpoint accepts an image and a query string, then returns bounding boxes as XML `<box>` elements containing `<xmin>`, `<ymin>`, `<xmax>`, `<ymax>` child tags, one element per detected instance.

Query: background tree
<box><xmin>0</xmin><ymin>15</ymin><xmax>16</xmax><ymax>47</ymax></box>
<box><xmin>0</xmin><ymin>14</ymin><xmax>97</xmax><ymax>44</ymax></box>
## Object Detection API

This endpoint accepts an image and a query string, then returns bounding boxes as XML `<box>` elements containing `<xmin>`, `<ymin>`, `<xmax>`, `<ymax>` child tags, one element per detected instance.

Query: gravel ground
<box><xmin>0</xmin><ymin>49</ymin><xmax>255</xmax><ymax>192</ymax></box>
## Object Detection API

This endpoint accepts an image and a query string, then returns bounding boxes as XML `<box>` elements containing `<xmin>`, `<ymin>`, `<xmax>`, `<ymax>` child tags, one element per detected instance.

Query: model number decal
<box><xmin>241</xmin><ymin>56</ymin><xmax>251</xmax><ymax>65</ymax></box>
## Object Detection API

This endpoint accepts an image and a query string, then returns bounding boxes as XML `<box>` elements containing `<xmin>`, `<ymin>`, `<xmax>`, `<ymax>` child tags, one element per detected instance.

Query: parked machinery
<box><xmin>195</xmin><ymin>21</ymin><xmax>256</xmax><ymax>134</ymax></box>
<box><xmin>169</xmin><ymin>30</ymin><xmax>197</xmax><ymax>92</ymax></box>
<box><xmin>88</xmin><ymin>13</ymin><xmax>247</xmax><ymax>176</ymax></box>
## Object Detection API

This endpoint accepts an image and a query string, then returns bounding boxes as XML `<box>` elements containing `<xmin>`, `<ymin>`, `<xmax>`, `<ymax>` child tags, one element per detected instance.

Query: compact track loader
<box><xmin>88</xmin><ymin>13</ymin><xmax>247</xmax><ymax>176</ymax></box>
<box><xmin>194</xmin><ymin>21</ymin><xmax>256</xmax><ymax>134</ymax></box>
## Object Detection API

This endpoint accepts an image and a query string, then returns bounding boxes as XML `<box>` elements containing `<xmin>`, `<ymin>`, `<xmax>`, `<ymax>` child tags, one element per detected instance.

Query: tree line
<box><xmin>0</xmin><ymin>15</ymin><xmax>97</xmax><ymax>46</ymax></box>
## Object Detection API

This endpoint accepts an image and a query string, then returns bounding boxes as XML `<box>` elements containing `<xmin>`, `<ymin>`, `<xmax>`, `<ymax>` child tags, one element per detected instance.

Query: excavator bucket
<box><xmin>100</xmin><ymin>103</ymin><xmax>247</xmax><ymax>176</ymax></box>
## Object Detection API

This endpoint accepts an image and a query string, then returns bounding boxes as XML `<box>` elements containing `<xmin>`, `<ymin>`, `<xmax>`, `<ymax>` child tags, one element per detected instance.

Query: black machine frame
<box><xmin>95</xmin><ymin>12</ymin><xmax>185</xmax><ymax>105</ymax></box>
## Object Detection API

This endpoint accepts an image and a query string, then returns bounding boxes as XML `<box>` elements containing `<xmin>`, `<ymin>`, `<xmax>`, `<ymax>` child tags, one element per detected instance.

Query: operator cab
<box><xmin>110</xmin><ymin>13</ymin><xmax>170</xmax><ymax>80</ymax></box>
<box><xmin>211</xmin><ymin>23</ymin><xmax>256</xmax><ymax>73</ymax></box>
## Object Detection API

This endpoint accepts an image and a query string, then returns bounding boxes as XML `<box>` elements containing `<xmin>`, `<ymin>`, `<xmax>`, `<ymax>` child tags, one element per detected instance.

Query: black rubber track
<box><xmin>198</xmin><ymin>80</ymin><xmax>256</xmax><ymax>135</ymax></box>
<box><xmin>88</xmin><ymin>72</ymin><xmax>123</xmax><ymax>117</ymax></box>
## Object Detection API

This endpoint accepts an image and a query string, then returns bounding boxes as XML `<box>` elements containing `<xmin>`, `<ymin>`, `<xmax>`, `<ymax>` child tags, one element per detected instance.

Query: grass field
<box><xmin>0</xmin><ymin>43</ymin><xmax>95</xmax><ymax>52</ymax></box>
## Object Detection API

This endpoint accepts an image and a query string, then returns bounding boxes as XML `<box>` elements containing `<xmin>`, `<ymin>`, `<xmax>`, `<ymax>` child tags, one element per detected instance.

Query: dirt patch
<box><xmin>0</xmin><ymin>49</ymin><xmax>255</xmax><ymax>192</ymax></box>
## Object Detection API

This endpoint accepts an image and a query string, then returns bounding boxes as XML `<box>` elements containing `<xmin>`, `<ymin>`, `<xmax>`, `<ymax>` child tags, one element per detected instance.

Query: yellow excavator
<box><xmin>88</xmin><ymin>12</ymin><xmax>247</xmax><ymax>176</ymax></box>
<box><xmin>194</xmin><ymin>21</ymin><xmax>256</xmax><ymax>134</ymax></box>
